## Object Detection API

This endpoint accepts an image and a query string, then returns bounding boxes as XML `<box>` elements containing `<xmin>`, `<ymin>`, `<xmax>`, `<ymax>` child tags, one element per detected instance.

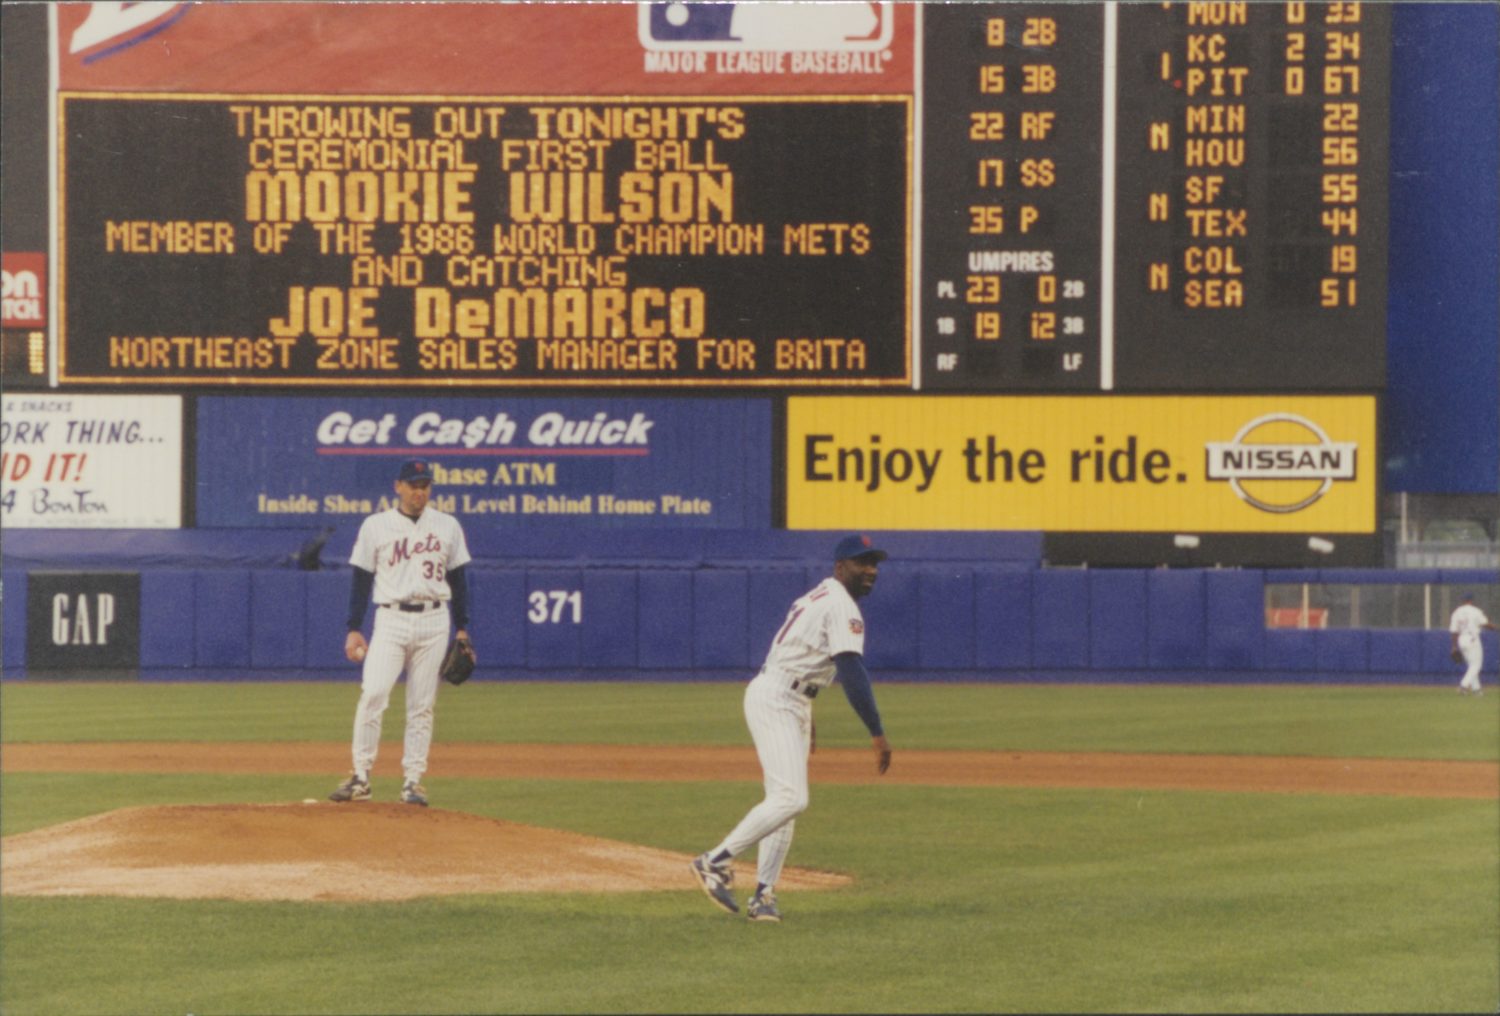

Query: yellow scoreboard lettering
<box><xmin>787</xmin><ymin>396</ymin><xmax>1376</xmax><ymax>533</ymax></box>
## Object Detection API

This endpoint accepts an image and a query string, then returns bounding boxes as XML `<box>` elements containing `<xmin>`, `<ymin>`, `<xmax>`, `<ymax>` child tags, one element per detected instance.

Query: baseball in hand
<box><xmin>352</xmin><ymin>645</ymin><xmax>366</xmax><ymax>662</ymax></box>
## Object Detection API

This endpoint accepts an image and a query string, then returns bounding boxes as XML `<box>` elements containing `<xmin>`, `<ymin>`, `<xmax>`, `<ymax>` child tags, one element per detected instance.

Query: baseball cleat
<box><xmin>747</xmin><ymin>891</ymin><xmax>781</xmax><ymax>923</ymax></box>
<box><xmin>328</xmin><ymin>773</ymin><xmax>371</xmax><ymax>803</ymax></box>
<box><xmin>690</xmin><ymin>854</ymin><xmax>739</xmax><ymax>914</ymax></box>
<box><xmin>400</xmin><ymin>781</ymin><xmax>429</xmax><ymax>806</ymax></box>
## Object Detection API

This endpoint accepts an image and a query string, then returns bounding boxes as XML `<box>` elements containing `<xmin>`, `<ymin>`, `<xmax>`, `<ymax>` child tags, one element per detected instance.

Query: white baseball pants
<box><xmin>351</xmin><ymin>605</ymin><xmax>449</xmax><ymax>783</ymax></box>
<box><xmin>712</xmin><ymin>672</ymin><xmax>813</xmax><ymax>889</ymax></box>
<box><xmin>1458</xmin><ymin>638</ymin><xmax>1484</xmax><ymax>692</ymax></box>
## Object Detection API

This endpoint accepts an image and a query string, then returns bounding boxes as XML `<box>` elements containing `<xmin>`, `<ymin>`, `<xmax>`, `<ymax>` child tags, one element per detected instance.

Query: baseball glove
<box><xmin>1451</xmin><ymin>648</ymin><xmax>1465</xmax><ymax>665</ymax></box>
<box><xmin>441</xmin><ymin>636</ymin><xmax>477</xmax><ymax>686</ymax></box>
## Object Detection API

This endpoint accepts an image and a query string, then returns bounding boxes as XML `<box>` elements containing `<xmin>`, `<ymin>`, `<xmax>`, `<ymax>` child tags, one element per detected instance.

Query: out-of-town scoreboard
<box><xmin>920</xmin><ymin>1</ymin><xmax>1388</xmax><ymax>391</ymax></box>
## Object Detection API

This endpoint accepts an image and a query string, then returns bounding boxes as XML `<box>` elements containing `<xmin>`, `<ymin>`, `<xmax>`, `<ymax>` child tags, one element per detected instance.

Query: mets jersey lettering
<box><xmin>350</xmin><ymin>507</ymin><xmax>471</xmax><ymax>607</ymax></box>
<box><xmin>388</xmin><ymin>533</ymin><xmax>444</xmax><ymax>566</ymax></box>
<box><xmin>761</xmin><ymin>577</ymin><xmax>865</xmax><ymax>689</ymax></box>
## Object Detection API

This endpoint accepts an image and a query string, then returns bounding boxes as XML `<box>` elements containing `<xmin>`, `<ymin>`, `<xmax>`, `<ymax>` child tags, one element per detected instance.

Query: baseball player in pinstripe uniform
<box><xmin>330</xmin><ymin>459</ymin><xmax>473</xmax><ymax>806</ymax></box>
<box><xmin>691</xmin><ymin>534</ymin><xmax>892</xmax><ymax>922</ymax></box>
<box><xmin>1449</xmin><ymin>593</ymin><xmax>1496</xmax><ymax>695</ymax></box>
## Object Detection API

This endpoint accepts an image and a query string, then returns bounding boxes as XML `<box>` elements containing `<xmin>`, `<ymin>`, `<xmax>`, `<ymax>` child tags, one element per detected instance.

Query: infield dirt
<box><xmin>2</xmin><ymin>741</ymin><xmax>1494</xmax><ymax>902</ymax></box>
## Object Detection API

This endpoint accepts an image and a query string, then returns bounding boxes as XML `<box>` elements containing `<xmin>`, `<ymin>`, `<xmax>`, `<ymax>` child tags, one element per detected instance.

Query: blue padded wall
<box><xmin>919</xmin><ymin>569</ymin><xmax>975</xmax><ymax>669</ymax></box>
<box><xmin>194</xmin><ymin>571</ymin><xmax>252</xmax><ymax>668</ymax></box>
<box><xmin>526</xmin><ymin>569</ymin><xmax>581</xmax><ymax>669</ymax></box>
<box><xmin>1366</xmin><ymin>630</ymin><xmax>1423</xmax><ymax>676</ymax></box>
<box><xmin>637</xmin><ymin>570</ymin><xmax>694</xmax><ymax>669</ymax></box>
<box><xmin>156</xmin><ymin>572</ymin><xmax>200</xmax><ymax>669</ymax></box>
<box><xmin>305</xmin><ymin>571</ymin><xmax>358</xmax><ymax>670</ymax></box>
<box><xmin>1</xmin><ymin>572</ymin><xmax>24</xmax><ymax>670</ymax></box>
<box><xmin>1264</xmin><ymin>629</ymin><xmax>1318</xmax><ymax>672</ymax></box>
<box><xmin>860</xmin><ymin>567</ymin><xmax>919</xmax><ymax>669</ymax></box>
<box><xmin>1421</xmin><ymin>631</ymin><xmax>1465</xmax><ymax>675</ymax></box>
<box><xmin>10</xmin><ymin>549</ymin><xmax>1486</xmax><ymax>682</ymax></box>
<box><xmin>1088</xmin><ymin>570</ymin><xmax>1148</xmax><ymax>670</ymax></box>
<box><xmin>469</xmin><ymin>570</ymin><xmax>526</xmax><ymax>668</ymax></box>
<box><xmin>580</xmin><ymin>570</ymin><xmax>637</xmax><ymax>669</ymax></box>
<box><xmin>1205</xmin><ymin>570</ymin><xmax>1265</xmax><ymax>671</ymax></box>
<box><xmin>1147</xmin><ymin>570</ymin><xmax>1206</xmax><ymax>670</ymax></box>
<box><xmin>974</xmin><ymin>570</ymin><xmax>1031</xmax><ymax>670</ymax></box>
<box><xmin>250</xmin><ymin>572</ymin><xmax>306</xmax><ymax>668</ymax></box>
<box><xmin>693</xmin><ymin>570</ymin><xmax>750</xmax><ymax>669</ymax></box>
<box><xmin>1313</xmin><ymin>629</ymin><xmax>1369</xmax><ymax>673</ymax></box>
<box><xmin>1032</xmin><ymin>570</ymin><xmax>1089</xmax><ymax>670</ymax></box>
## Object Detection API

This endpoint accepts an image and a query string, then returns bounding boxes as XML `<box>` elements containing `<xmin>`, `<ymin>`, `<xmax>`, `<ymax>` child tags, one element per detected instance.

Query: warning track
<box><xmin>4</xmin><ymin>742</ymin><xmax>1495</xmax><ymax>799</ymax></box>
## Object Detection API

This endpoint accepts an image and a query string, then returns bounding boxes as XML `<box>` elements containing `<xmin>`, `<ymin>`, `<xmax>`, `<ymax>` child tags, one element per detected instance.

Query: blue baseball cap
<box><xmin>396</xmin><ymin>460</ymin><xmax>433</xmax><ymax>484</ymax></box>
<box><xmin>834</xmin><ymin>534</ymin><xmax>888</xmax><ymax>562</ymax></box>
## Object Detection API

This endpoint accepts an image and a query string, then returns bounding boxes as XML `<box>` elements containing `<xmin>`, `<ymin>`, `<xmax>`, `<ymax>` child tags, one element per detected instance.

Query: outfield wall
<box><xmin>4</xmin><ymin>528</ymin><xmax>1494</xmax><ymax>683</ymax></box>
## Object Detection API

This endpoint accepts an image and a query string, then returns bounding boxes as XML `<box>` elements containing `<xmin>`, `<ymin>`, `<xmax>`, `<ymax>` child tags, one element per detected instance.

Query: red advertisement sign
<box><xmin>2</xmin><ymin>252</ymin><xmax>46</xmax><ymax>328</ymax></box>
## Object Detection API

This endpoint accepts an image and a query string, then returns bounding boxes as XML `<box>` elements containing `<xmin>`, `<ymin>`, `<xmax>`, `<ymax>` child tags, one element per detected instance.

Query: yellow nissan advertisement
<box><xmin>787</xmin><ymin>396</ymin><xmax>1377</xmax><ymax>533</ymax></box>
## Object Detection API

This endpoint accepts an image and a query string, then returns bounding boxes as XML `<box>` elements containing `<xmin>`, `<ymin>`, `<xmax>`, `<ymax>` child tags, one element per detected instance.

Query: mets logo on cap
<box><xmin>1205</xmin><ymin>413</ymin><xmax>1358</xmax><ymax>514</ymax></box>
<box><xmin>397</xmin><ymin>460</ymin><xmax>430</xmax><ymax>482</ymax></box>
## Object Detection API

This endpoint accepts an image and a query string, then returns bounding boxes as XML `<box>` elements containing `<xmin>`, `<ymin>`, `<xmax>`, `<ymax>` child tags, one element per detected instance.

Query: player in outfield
<box><xmin>691</xmin><ymin>533</ymin><xmax>892</xmax><ymax>922</ymax></box>
<box><xmin>1449</xmin><ymin>592</ymin><xmax>1496</xmax><ymax>696</ymax></box>
<box><xmin>330</xmin><ymin>459</ymin><xmax>473</xmax><ymax>806</ymax></box>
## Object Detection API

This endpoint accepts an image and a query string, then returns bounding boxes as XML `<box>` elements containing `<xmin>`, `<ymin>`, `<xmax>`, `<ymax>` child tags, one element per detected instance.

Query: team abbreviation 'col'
<box><xmin>315</xmin><ymin>409</ymin><xmax>654</xmax><ymax>449</ymax></box>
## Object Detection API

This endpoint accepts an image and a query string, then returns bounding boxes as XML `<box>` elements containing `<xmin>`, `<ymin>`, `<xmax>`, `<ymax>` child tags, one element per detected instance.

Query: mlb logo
<box><xmin>68</xmin><ymin>2</ymin><xmax>190</xmax><ymax>64</ymax></box>
<box><xmin>638</xmin><ymin>2</ymin><xmax>893</xmax><ymax>52</ymax></box>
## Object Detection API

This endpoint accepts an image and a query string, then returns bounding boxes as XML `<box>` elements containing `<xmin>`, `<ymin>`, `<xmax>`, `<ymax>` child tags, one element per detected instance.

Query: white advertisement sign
<box><xmin>1</xmin><ymin>394</ymin><xmax>182</xmax><ymax>528</ymax></box>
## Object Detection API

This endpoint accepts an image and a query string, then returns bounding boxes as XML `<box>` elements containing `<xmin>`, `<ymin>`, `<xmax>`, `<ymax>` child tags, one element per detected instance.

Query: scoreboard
<box><xmin>59</xmin><ymin>96</ymin><xmax>910</xmax><ymax>386</ymax></box>
<box><xmin>48</xmin><ymin>1</ymin><xmax>1389</xmax><ymax>392</ymax></box>
<box><xmin>920</xmin><ymin>1</ymin><xmax>1388</xmax><ymax>391</ymax></box>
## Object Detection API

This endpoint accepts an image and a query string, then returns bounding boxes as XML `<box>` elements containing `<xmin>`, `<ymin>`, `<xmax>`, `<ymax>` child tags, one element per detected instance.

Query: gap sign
<box><xmin>26</xmin><ymin>572</ymin><xmax>140</xmax><ymax>671</ymax></box>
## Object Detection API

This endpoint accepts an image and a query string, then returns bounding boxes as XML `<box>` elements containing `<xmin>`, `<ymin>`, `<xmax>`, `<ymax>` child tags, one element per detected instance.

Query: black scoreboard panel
<box><xmin>921</xmin><ymin>4</ymin><xmax>1105</xmax><ymax>390</ymax></box>
<box><xmin>1</xmin><ymin>329</ymin><xmax>50</xmax><ymax>387</ymax></box>
<box><xmin>59</xmin><ymin>97</ymin><xmax>909</xmax><ymax>386</ymax></box>
<box><xmin>921</xmin><ymin>2</ymin><xmax>1389</xmax><ymax>392</ymax></box>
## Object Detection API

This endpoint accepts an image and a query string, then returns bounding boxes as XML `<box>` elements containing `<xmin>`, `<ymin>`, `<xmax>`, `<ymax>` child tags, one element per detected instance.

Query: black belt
<box><xmin>789</xmin><ymin>679</ymin><xmax>819</xmax><ymax>699</ymax></box>
<box><xmin>387</xmin><ymin>601</ymin><xmax>440</xmax><ymax>613</ymax></box>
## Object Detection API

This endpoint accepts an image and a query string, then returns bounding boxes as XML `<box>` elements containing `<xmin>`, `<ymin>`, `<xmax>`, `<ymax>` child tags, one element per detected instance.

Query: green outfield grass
<box><xmin>2</xmin><ymin>681</ymin><xmax>1497</xmax><ymax>1014</ymax></box>
<box><xmin>3</xmin><ymin>680</ymin><xmax>1498</xmax><ymax>760</ymax></box>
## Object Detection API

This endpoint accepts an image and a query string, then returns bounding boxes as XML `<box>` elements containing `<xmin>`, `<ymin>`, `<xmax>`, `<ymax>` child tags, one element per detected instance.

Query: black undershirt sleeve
<box><xmin>833</xmin><ymin>651</ymin><xmax>884</xmax><ymax>737</ymax></box>
<box><xmin>347</xmin><ymin>566</ymin><xmax>374</xmax><ymax>631</ymax></box>
<box><xmin>447</xmin><ymin>565</ymin><xmax>470</xmax><ymax>630</ymax></box>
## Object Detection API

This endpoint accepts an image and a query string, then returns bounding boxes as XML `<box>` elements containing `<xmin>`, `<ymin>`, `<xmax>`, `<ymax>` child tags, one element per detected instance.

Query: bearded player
<box><xmin>329</xmin><ymin>459</ymin><xmax>473</xmax><ymax>806</ymax></box>
<box><xmin>691</xmin><ymin>534</ymin><xmax>892</xmax><ymax>922</ymax></box>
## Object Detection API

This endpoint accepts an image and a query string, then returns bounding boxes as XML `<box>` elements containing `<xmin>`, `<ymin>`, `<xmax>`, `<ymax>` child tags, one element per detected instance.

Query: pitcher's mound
<box><xmin>0</xmin><ymin>803</ymin><xmax>852</xmax><ymax>902</ymax></box>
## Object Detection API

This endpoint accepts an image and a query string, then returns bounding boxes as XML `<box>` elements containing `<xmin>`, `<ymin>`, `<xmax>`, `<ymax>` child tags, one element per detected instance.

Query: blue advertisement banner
<box><xmin>196</xmin><ymin>396</ymin><xmax>770</xmax><ymax>530</ymax></box>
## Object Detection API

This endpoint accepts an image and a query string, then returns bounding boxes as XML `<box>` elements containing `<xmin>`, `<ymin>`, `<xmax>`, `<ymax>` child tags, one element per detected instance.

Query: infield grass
<box><xmin>2</xmin><ymin>681</ymin><xmax>1497</xmax><ymax>1014</ymax></box>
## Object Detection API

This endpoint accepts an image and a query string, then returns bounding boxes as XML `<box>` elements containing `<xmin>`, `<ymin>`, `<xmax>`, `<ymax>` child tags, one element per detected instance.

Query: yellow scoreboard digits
<box><xmin>921</xmin><ymin>2</ymin><xmax>1389</xmax><ymax>392</ymax></box>
<box><xmin>59</xmin><ymin>95</ymin><xmax>911</xmax><ymax>386</ymax></box>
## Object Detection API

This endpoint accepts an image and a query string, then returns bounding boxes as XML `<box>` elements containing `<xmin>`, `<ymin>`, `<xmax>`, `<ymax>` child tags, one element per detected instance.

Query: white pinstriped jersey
<box><xmin>760</xmin><ymin>577</ymin><xmax>866</xmax><ymax>689</ymax></box>
<box><xmin>1450</xmin><ymin>603</ymin><xmax>1490</xmax><ymax>646</ymax></box>
<box><xmin>349</xmin><ymin>507</ymin><xmax>471</xmax><ymax>607</ymax></box>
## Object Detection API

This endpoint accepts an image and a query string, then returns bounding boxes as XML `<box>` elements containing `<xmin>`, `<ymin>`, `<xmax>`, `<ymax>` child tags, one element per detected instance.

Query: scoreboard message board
<box><xmin>59</xmin><ymin>95</ymin><xmax>910</xmax><ymax>386</ymax></box>
<box><xmin>920</xmin><ymin>2</ymin><xmax>1388</xmax><ymax>391</ymax></box>
<box><xmin>51</xmin><ymin>2</ymin><xmax>1389</xmax><ymax>394</ymax></box>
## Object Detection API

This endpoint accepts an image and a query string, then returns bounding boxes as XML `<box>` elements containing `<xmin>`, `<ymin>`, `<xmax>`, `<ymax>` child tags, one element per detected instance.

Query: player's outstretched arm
<box><xmin>834</xmin><ymin>651</ymin><xmax>890</xmax><ymax>774</ymax></box>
